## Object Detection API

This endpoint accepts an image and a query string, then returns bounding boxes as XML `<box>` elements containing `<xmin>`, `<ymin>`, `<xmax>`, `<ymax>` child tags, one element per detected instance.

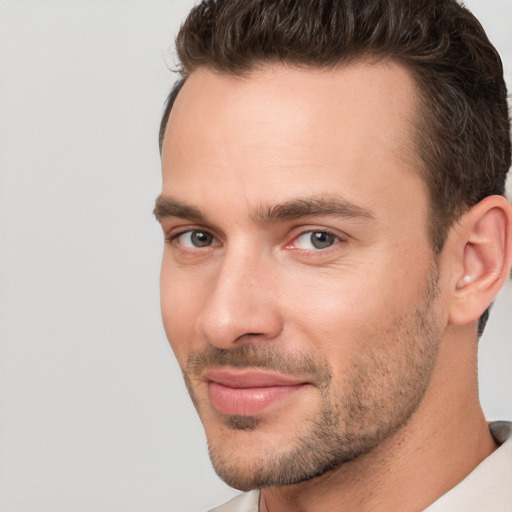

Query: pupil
<box><xmin>312</xmin><ymin>232</ymin><xmax>334</xmax><ymax>249</ymax></box>
<box><xmin>192</xmin><ymin>231</ymin><xmax>211</xmax><ymax>247</ymax></box>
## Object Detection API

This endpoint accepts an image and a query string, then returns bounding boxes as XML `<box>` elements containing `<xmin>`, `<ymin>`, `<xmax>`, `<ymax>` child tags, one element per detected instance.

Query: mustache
<box><xmin>185</xmin><ymin>345</ymin><xmax>332</xmax><ymax>386</ymax></box>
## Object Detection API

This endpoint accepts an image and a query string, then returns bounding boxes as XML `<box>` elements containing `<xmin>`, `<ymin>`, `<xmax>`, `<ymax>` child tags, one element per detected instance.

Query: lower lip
<box><xmin>208</xmin><ymin>382</ymin><xmax>307</xmax><ymax>416</ymax></box>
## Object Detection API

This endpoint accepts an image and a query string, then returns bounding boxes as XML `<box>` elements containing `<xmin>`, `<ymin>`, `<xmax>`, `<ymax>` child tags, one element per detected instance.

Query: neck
<box><xmin>260</xmin><ymin>326</ymin><xmax>496</xmax><ymax>512</ymax></box>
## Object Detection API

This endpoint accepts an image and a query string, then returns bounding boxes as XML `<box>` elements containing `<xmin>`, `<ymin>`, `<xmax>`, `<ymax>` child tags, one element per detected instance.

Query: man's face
<box><xmin>157</xmin><ymin>63</ymin><xmax>447</xmax><ymax>490</ymax></box>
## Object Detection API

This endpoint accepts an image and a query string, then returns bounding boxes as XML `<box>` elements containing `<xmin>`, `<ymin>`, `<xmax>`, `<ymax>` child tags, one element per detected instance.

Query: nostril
<box><xmin>232</xmin><ymin>332</ymin><xmax>277</xmax><ymax>346</ymax></box>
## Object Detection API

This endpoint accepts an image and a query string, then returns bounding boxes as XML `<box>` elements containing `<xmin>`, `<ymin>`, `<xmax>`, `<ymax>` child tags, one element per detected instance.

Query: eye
<box><xmin>293</xmin><ymin>230</ymin><xmax>339</xmax><ymax>250</ymax></box>
<box><xmin>174</xmin><ymin>230</ymin><xmax>219</xmax><ymax>248</ymax></box>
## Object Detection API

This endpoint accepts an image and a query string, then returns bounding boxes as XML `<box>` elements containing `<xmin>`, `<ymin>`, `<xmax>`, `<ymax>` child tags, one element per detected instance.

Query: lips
<box><xmin>203</xmin><ymin>369</ymin><xmax>309</xmax><ymax>416</ymax></box>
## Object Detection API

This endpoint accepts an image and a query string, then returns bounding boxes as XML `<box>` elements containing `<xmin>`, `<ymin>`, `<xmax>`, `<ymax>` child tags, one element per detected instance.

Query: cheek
<box><xmin>285</xmin><ymin>269</ymin><xmax>395</xmax><ymax>330</ymax></box>
<box><xmin>160</xmin><ymin>267</ymin><xmax>203</xmax><ymax>363</ymax></box>
<box><xmin>282</xmin><ymin>260</ymin><xmax>430</xmax><ymax>364</ymax></box>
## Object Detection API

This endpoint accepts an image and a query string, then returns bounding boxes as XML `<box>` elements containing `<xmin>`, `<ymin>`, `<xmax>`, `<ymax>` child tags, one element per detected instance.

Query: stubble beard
<box><xmin>182</xmin><ymin>265</ymin><xmax>443</xmax><ymax>491</ymax></box>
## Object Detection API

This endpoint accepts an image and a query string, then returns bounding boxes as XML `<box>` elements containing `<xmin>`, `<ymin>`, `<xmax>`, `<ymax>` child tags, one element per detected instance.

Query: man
<box><xmin>154</xmin><ymin>0</ymin><xmax>512</xmax><ymax>510</ymax></box>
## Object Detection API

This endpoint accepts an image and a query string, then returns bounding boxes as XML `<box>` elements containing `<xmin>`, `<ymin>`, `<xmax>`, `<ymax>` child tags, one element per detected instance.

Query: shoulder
<box><xmin>208</xmin><ymin>491</ymin><xmax>260</xmax><ymax>512</ymax></box>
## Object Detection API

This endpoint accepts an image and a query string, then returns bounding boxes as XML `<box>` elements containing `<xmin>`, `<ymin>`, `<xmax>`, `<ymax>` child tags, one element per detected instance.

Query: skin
<box><xmin>157</xmin><ymin>63</ymin><xmax>510</xmax><ymax>511</ymax></box>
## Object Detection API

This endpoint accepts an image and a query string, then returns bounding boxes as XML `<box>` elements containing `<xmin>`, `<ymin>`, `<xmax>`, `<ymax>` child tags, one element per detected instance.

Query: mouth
<box><xmin>203</xmin><ymin>368</ymin><xmax>310</xmax><ymax>416</ymax></box>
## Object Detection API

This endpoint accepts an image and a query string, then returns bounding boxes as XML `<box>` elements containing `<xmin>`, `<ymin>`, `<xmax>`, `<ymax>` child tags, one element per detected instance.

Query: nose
<box><xmin>195</xmin><ymin>250</ymin><xmax>283</xmax><ymax>349</ymax></box>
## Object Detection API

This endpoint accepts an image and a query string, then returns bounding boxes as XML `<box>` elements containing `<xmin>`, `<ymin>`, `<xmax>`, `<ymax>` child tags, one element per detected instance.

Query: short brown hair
<box><xmin>160</xmin><ymin>0</ymin><xmax>510</xmax><ymax>334</ymax></box>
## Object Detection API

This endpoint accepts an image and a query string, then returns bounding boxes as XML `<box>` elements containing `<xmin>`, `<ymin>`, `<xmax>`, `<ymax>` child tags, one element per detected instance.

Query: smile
<box><xmin>203</xmin><ymin>369</ymin><xmax>310</xmax><ymax>416</ymax></box>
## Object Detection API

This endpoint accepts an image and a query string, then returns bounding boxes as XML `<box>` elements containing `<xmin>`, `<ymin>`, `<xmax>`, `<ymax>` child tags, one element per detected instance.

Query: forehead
<box><xmin>161</xmin><ymin>62</ymin><xmax>426</xmax><ymax>224</ymax></box>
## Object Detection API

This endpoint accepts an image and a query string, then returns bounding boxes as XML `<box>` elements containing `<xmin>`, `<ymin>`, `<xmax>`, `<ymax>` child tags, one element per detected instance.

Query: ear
<box><xmin>448</xmin><ymin>195</ymin><xmax>512</xmax><ymax>327</ymax></box>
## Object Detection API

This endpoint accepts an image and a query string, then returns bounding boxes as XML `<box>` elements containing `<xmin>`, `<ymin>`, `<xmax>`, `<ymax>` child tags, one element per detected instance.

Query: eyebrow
<box><xmin>153</xmin><ymin>196</ymin><xmax>206</xmax><ymax>222</ymax></box>
<box><xmin>253</xmin><ymin>196</ymin><xmax>375</xmax><ymax>224</ymax></box>
<box><xmin>153</xmin><ymin>194</ymin><xmax>374</xmax><ymax>224</ymax></box>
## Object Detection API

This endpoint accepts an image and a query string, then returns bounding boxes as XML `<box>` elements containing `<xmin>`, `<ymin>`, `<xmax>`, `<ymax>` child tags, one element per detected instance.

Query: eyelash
<box><xmin>166</xmin><ymin>228</ymin><xmax>216</xmax><ymax>245</ymax></box>
<box><xmin>166</xmin><ymin>227</ymin><xmax>345</xmax><ymax>253</ymax></box>
<box><xmin>287</xmin><ymin>229</ymin><xmax>342</xmax><ymax>251</ymax></box>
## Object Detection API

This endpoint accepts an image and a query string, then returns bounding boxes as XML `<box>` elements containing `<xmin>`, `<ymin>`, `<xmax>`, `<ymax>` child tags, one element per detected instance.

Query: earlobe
<box><xmin>449</xmin><ymin>195</ymin><xmax>512</xmax><ymax>327</ymax></box>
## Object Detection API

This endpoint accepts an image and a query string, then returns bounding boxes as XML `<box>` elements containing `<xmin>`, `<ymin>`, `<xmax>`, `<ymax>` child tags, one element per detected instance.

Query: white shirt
<box><xmin>209</xmin><ymin>422</ymin><xmax>512</xmax><ymax>512</ymax></box>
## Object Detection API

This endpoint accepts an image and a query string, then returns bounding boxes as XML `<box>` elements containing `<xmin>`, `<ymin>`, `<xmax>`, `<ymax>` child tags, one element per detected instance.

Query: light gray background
<box><xmin>0</xmin><ymin>1</ymin><xmax>510</xmax><ymax>511</ymax></box>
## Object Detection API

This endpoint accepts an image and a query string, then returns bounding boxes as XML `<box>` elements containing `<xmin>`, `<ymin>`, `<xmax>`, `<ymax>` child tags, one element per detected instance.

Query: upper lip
<box><xmin>203</xmin><ymin>368</ymin><xmax>309</xmax><ymax>388</ymax></box>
